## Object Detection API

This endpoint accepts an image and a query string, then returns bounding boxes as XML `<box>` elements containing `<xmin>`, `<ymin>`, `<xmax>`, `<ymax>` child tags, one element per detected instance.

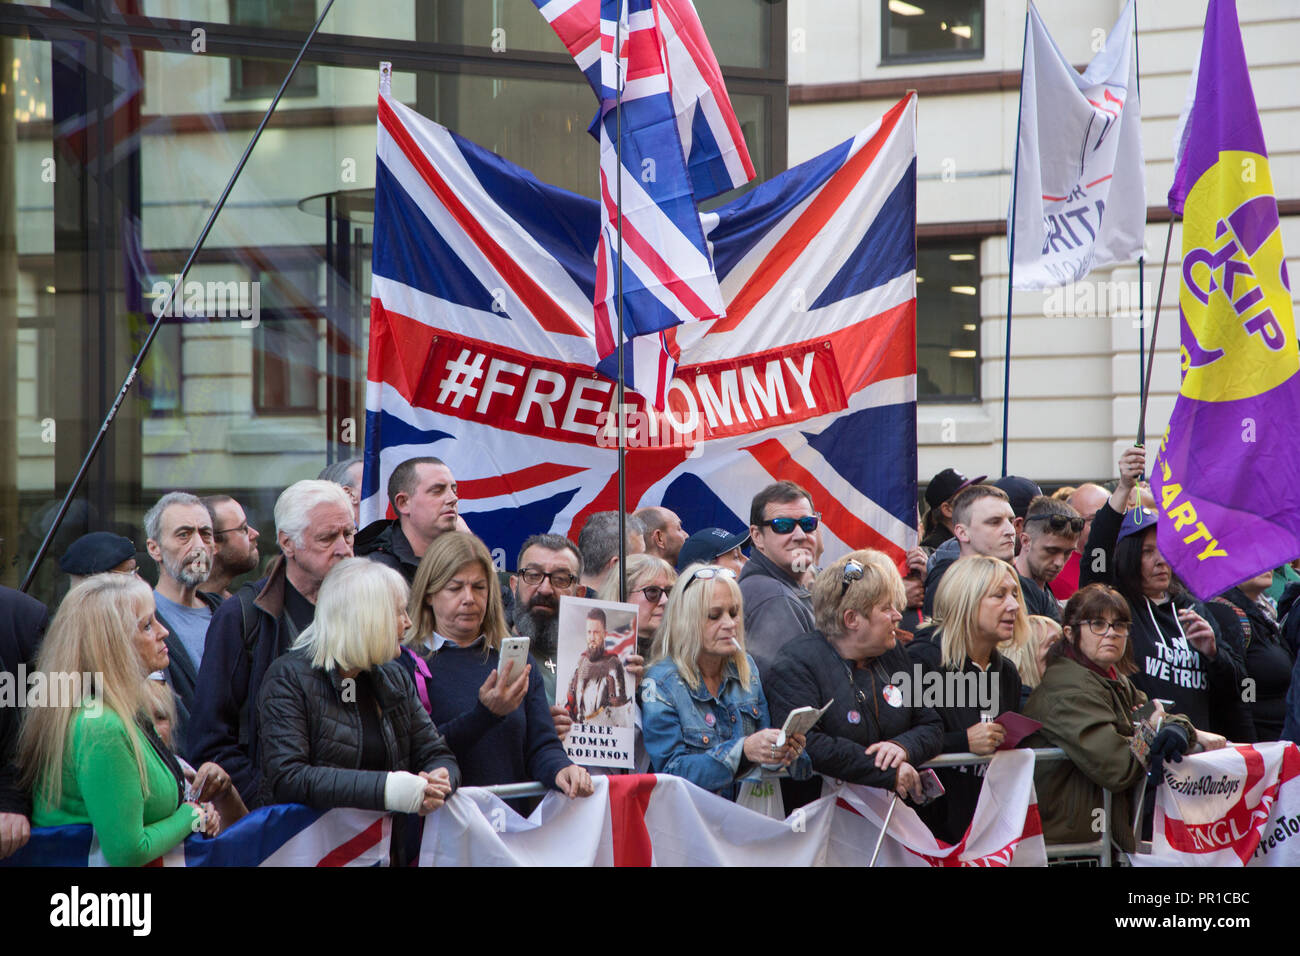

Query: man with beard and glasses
<box><xmin>565</xmin><ymin>608</ymin><xmax>632</xmax><ymax>727</ymax></box>
<box><xmin>144</xmin><ymin>491</ymin><xmax>222</xmax><ymax>756</ymax></box>
<box><xmin>508</xmin><ymin>534</ymin><xmax>583</xmax><ymax>708</ymax></box>
<box><xmin>200</xmin><ymin>495</ymin><xmax>261</xmax><ymax>599</ymax></box>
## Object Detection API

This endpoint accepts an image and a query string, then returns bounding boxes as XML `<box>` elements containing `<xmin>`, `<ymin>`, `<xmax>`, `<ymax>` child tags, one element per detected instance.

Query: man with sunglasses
<box><xmin>738</xmin><ymin>482</ymin><xmax>819</xmax><ymax>678</ymax></box>
<box><xmin>1013</xmin><ymin>497</ymin><xmax>1082</xmax><ymax>622</ymax></box>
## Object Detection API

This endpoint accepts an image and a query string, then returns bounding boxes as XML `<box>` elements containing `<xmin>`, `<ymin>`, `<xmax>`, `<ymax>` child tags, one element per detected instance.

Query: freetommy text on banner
<box><xmin>363</xmin><ymin>87</ymin><xmax>919</xmax><ymax>571</ymax></box>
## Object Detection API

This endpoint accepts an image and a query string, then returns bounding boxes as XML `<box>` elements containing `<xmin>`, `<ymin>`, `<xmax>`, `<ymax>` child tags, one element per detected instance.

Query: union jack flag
<box><xmin>3</xmin><ymin>805</ymin><xmax>392</xmax><ymax>867</ymax></box>
<box><xmin>532</xmin><ymin>0</ymin><xmax>755</xmax><ymax>200</ymax></box>
<box><xmin>591</xmin><ymin>0</ymin><xmax>724</xmax><ymax>408</ymax></box>
<box><xmin>363</xmin><ymin>87</ymin><xmax>919</xmax><ymax>572</ymax></box>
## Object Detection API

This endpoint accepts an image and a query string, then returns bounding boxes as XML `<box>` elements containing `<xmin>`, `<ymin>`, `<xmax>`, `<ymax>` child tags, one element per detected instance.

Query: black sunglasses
<box><xmin>634</xmin><ymin>584</ymin><xmax>672</xmax><ymax>603</ymax></box>
<box><xmin>1025</xmin><ymin>513</ymin><xmax>1085</xmax><ymax>535</ymax></box>
<box><xmin>759</xmin><ymin>515</ymin><xmax>820</xmax><ymax>535</ymax></box>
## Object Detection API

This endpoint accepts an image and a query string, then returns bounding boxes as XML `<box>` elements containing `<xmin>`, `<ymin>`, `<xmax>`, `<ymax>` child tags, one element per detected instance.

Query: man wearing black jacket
<box><xmin>354</xmin><ymin>457</ymin><xmax>459</xmax><ymax>584</ymax></box>
<box><xmin>0</xmin><ymin>586</ymin><xmax>49</xmax><ymax>859</ymax></box>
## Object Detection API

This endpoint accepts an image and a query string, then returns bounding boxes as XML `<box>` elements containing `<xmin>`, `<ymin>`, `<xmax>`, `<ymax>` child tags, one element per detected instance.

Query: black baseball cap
<box><xmin>59</xmin><ymin>532</ymin><xmax>136</xmax><ymax>575</ymax></box>
<box><xmin>993</xmin><ymin>475</ymin><xmax>1044</xmax><ymax>519</ymax></box>
<box><xmin>925</xmin><ymin>468</ymin><xmax>987</xmax><ymax>509</ymax></box>
<box><xmin>676</xmin><ymin>528</ymin><xmax>750</xmax><ymax>572</ymax></box>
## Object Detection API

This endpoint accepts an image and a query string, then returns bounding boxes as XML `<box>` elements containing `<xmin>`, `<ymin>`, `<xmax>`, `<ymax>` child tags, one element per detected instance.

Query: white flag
<box><xmin>1010</xmin><ymin>0</ymin><xmax>1145</xmax><ymax>290</ymax></box>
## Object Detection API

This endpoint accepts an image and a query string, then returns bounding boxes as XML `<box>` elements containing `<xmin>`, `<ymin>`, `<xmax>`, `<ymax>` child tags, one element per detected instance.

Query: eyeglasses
<box><xmin>683</xmin><ymin>566</ymin><xmax>737</xmax><ymax>591</ymax></box>
<box><xmin>1025</xmin><ymin>513</ymin><xmax>1085</xmax><ymax>535</ymax></box>
<box><xmin>758</xmin><ymin>515</ymin><xmax>820</xmax><ymax>535</ymax></box>
<box><xmin>517</xmin><ymin>569</ymin><xmax>578</xmax><ymax>590</ymax></box>
<box><xmin>634</xmin><ymin>584</ymin><xmax>672</xmax><ymax>603</ymax></box>
<box><xmin>1082</xmin><ymin>619</ymin><xmax>1130</xmax><ymax>637</ymax></box>
<box><xmin>213</xmin><ymin>522</ymin><xmax>250</xmax><ymax>539</ymax></box>
<box><xmin>840</xmin><ymin>558</ymin><xmax>864</xmax><ymax>597</ymax></box>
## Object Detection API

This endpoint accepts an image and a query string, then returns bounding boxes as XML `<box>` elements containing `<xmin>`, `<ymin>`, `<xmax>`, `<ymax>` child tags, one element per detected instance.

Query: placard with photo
<box><xmin>556</xmin><ymin>595</ymin><xmax>639</xmax><ymax>770</ymax></box>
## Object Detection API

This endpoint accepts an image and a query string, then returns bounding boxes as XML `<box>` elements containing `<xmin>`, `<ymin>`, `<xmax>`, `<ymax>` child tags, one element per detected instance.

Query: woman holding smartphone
<box><xmin>766</xmin><ymin>551</ymin><xmax>943</xmax><ymax>810</ymax></box>
<box><xmin>400</xmin><ymin>532</ymin><xmax>592</xmax><ymax>800</ymax></box>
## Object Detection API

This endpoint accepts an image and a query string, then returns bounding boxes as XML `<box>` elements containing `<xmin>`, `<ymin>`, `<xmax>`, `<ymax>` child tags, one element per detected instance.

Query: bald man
<box><xmin>1050</xmin><ymin>483</ymin><xmax>1110</xmax><ymax>601</ymax></box>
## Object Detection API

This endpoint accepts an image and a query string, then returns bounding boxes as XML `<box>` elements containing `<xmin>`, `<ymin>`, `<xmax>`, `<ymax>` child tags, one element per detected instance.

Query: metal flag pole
<box><xmin>868</xmin><ymin>794</ymin><xmax>900</xmax><ymax>867</ymax></box>
<box><xmin>1000</xmin><ymin>2</ymin><xmax>1030</xmax><ymax>479</ymax></box>
<box><xmin>1133</xmin><ymin>0</ymin><xmax>1148</xmax><ymax>449</ymax></box>
<box><xmin>21</xmin><ymin>0</ymin><xmax>339</xmax><ymax>592</ymax></box>
<box><xmin>1136</xmin><ymin>217</ymin><xmax>1176</xmax><ymax>453</ymax></box>
<box><xmin>614</xmin><ymin>0</ymin><xmax>628</xmax><ymax>602</ymax></box>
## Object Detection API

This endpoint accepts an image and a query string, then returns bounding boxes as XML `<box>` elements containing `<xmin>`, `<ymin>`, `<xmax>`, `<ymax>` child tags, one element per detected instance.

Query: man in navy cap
<box><xmin>676</xmin><ymin>527</ymin><xmax>749</xmax><ymax>574</ymax></box>
<box><xmin>58</xmin><ymin>532</ymin><xmax>138</xmax><ymax>585</ymax></box>
<box><xmin>921</xmin><ymin>468</ymin><xmax>986</xmax><ymax>550</ymax></box>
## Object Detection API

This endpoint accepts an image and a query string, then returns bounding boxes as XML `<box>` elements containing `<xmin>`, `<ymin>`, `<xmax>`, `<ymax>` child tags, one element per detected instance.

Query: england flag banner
<box><xmin>1009</xmin><ymin>0</ymin><xmax>1145</xmax><ymax>290</ymax></box>
<box><xmin>419</xmin><ymin>753</ymin><xmax>1045</xmax><ymax>866</ymax></box>
<box><xmin>1134</xmin><ymin>742</ymin><xmax>1300</xmax><ymax>867</ymax></box>
<box><xmin>363</xmin><ymin>86</ymin><xmax>919</xmax><ymax>570</ymax></box>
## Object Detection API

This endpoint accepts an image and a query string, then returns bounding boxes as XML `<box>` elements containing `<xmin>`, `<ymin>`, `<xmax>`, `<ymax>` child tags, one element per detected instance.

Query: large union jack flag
<box><xmin>363</xmin><ymin>87</ymin><xmax>919</xmax><ymax>571</ymax></box>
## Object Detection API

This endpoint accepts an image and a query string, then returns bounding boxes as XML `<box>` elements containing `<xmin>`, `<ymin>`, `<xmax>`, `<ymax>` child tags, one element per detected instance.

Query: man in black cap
<box><xmin>921</xmin><ymin>468</ymin><xmax>986</xmax><ymax>550</ymax></box>
<box><xmin>676</xmin><ymin>527</ymin><xmax>749</xmax><ymax>574</ymax></box>
<box><xmin>58</xmin><ymin>532</ymin><xmax>138</xmax><ymax>585</ymax></box>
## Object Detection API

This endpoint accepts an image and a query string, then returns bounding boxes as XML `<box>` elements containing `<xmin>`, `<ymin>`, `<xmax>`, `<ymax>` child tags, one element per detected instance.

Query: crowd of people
<box><xmin>1</xmin><ymin>447</ymin><xmax>1298</xmax><ymax>864</ymax></box>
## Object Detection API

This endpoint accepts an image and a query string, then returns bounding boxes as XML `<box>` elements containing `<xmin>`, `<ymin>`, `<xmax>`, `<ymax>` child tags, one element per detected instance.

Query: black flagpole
<box><xmin>1001</xmin><ymin>3</ymin><xmax>1030</xmax><ymax>478</ymax></box>
<box><xmin>1137</xmin><ymin>217</ymin><xmax>1176</xmax><ymax>455</ymax></box>
<box><xmin>615</xmin><ymin>2</ymin><xmax>627</xmax><ymax>603</ymax></box>
<box><xmin>21</xmin><ymin>0</ymin><xmax>339</xmax><ymax>592</ymax></box>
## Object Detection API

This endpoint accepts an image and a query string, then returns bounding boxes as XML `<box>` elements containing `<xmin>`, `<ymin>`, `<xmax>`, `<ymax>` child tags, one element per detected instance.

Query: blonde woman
<box><xmin>640</xmin><ymin>564</ymin><xmax>811</xmax><ymax>800</ymax></box>
<box><xmin>257</xmin><ymin>558</ymin><xmax>460</xmax><ymax>819</ymax></box>
<box><xmin>906</xmin><ymin>555</ymin><xmax>1028</xmax><ymax>844</ymax></box>
<box><xmin>401</xmin><ymin>533</ymin><xmax>592</xmax><ymax>801</ymax></box>
<box><xmin>20</xmin><ymin>574</ymin><xmax>220</xmax><ymax>866</ymax></box>
<box><xmin>598</xmin><ymin>553</ymin><xmax>675</xmax><ymax>657</ymax></box>
<box><xmin>765</xmin><ymin>551</ymin><xmax>943</xmax><ymax>809</ymax></box>
<box><xmin>999</xmin><ymin>615</ymin><xmax>1064</xmax><ymax>705</ymax></box>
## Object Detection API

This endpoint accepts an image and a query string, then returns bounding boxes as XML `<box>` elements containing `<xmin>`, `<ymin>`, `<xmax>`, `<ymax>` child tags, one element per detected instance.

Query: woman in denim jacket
<box><xmin>640</xmin><ymin>564</ymin><xmax>812</xmax><ymax>800</ymax></box>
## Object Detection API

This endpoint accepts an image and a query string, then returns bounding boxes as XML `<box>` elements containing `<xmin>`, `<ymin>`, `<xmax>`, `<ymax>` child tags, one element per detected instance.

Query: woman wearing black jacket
<box><xmin>1079</xmin><ymin>447</ymin><xmax>1249</xmax><ymax>739</ymax></box>
<box><xmin>1206</xmin><ymin>569</ymin><xmax>1295</xmax><ymax>741</ymax></box>
<box><xmin>765</xmin><ymin>550</ymin><xmax>943</xmax><ymax>811</ymax></box>
<box><xmin>259</xmin><ymin>559</ymin><xmax>460</xmax><ymax>821</ymax></box>
<box><xmin>907</xmin><ymin>555</ymin><xmax>1024</xmax><ymax>845</ymax></box>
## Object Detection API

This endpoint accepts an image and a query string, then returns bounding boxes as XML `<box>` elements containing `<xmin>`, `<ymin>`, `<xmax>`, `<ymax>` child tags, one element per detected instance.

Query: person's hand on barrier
<box><xmin>555</xmin><ymin>765</ymin><xmax>594</xmax><ymax>799</ymax></box>
<box><xmin>865</xmin><ymin>740</ymin><xmax>908</xmax><ymax>770</ymax></box>
<box><xmin>625</xmin><ymin>654</ymin><xmax>645</xmax><ymax>680</ymax></box>
<box><xmin>966</xmin><ymin>721</ymin><xmax>1005</xmax><ymax>755</ymax></box>
<box><xmin>550</xmin><ymin>705</ymin><xmax>574</xmax><ymax>740</ymax></box>
<box><xmin>0</xmin><ymin>812</ymin><xmax>31</xmax><ymax>859</ymax></box>
<box><xmin>479</xmin><ymin>662</ymin><xmax>530</xmax><ymax>716</ymax></box>
<box><xmin>894</xmin><ymin>762</ymin><xmax>923</xmax><ymax>801</ymax></box>
<box><xmin>187</xmin><ymin>801</ymin><xmax>220</xmax><ymax>838</ymax></box>
<box><xmin>1147</xmin><ymin>724</ymin><xmax>1190</xmax><ymax>789</ymax></box>
<box><xmin>418</xmin><ymin>767</ymin><xmax>453</xmax><ymax>814</ymax></box>
<box><xmin>1195</xmin><ymin>730</ymin><xmax>1227</xmax><ymax>751</ymax></box>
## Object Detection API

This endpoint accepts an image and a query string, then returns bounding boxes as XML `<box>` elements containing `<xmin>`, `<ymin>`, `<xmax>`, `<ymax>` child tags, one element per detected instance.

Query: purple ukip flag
<box><xmin>1152</xmin><ymin>0</ymin><xmax>1300</xmax><ymax>600</ymax></box>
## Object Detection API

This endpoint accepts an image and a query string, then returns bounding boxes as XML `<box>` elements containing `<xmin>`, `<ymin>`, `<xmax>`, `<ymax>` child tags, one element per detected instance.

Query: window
<box><xmin>882</xmin><ymin>0</ymin><xmax>983</xmax><ymax>64</ymax></box>
<box><xmin>229</xmin><ymin>0</ymin><xmax>319</xmax><ymax>99</ymax></box>
<box><xmin>916</xmin><ymin>240</ymin><xmax>979</xmax><ymax>400</ymax></box>
<box><xmin>253</xmin><ymin>267</ymin><xmax>322</xmax><ymax>414</ymax></box>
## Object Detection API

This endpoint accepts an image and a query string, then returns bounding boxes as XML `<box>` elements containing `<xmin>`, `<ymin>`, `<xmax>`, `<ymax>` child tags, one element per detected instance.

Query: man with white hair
<box><xmin>143</xmin><ymin>491</ymin><xmax>222</xmax><ymax>754</ymax></box>
<box><xmin>190</xmin><ymin>479</ymin><xmax>355</xmax><ymax>801</ymax></box>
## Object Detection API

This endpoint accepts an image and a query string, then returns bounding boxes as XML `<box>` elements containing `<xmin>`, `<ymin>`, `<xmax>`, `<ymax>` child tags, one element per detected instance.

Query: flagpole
<box><xmin>1133</xmin><ymin>0</ymin><xmax>1147</xmax><ymax>449</ymax></box>
<box><xmin>20</xmin><ymin>0</ymin><xmax>338</xmax><ymax>593</ymax></box>
<box><xmin>615</xmin><ymin>1</ymin><xmax>628</xmax><ymax>603</ymax></box>
<box><xmin>1136</xmin><ymin>217</ymin><xmax>1176</xmax><ymax>453</ymax></box>
<box><xmin>1001</xmin><ymin>3</ymin><xmax>1030</xmax><ymax>479</ymax></box>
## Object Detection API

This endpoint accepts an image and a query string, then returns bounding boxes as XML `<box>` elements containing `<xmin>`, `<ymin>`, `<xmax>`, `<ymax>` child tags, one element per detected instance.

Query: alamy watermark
<box><xmin>887</xmin><ymin>664</ymin><xmax>1000</xmax><ymax>714</ymax></box>
<box><xmin>0</xmin><ymin>666</ymin><xmax>103</xmax><ymax>715</ymax></box>
<box><xmin>149</xmin><ymin>275</ymin><xmax>261</xmax><ymax>328</ymax></box>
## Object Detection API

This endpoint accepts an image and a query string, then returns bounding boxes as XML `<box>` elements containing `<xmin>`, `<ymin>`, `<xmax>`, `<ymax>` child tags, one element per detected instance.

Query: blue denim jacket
<box><xmin>640</xmin><ymin>655</ymin><xmax>812</xmax><ymax>800</ymax></box>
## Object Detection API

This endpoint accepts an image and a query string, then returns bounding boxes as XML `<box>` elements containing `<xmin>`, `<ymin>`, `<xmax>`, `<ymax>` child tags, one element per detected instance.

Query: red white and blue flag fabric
<box><xmin>363</xmin><ymin>87</ymin><xmax>919</xmax><ymax>571</ymax></box>
<box><xmin>2</xmin><ymin>805</ymin><xmax>392</xmax><ymax>867</ymax></box>
<box><xmin>532</xmin><ymin>0</ymin><xmax>755</xmax><ymax>200</ymax></box>
<box><xmin>592</xmin><ymin>0</ymin><xmax>725</xmax><ymax>408</ymax></box>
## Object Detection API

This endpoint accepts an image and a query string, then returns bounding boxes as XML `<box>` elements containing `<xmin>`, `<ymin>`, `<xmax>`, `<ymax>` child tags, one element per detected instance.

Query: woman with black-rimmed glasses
<box><xmin>640</xmin><ymin>564</ymin><xmax>812</xmax><ymax>800</ymax></box>
<box><xmin>598</xmin><ymin>554</ymin><xmax>676</xmax><ymax>658</ymax></box>
<box><xmin>765</xmin><ymin>551</ymin><xmax>943</xmax><ymax>811</ymax></box>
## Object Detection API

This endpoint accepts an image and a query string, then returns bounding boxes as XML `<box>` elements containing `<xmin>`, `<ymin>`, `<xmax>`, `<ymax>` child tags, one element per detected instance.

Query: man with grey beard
<box><xmin>144</xmin><ymin>491</ymin><xmax>222</xmax><ymax>756</ymax></box>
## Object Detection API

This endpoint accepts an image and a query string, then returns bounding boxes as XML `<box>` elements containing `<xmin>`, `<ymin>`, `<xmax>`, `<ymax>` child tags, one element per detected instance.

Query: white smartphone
<box><xmin>498</xmin><ymin>637</ymin><xmax>530</xmax><ymax>679</ymax></box>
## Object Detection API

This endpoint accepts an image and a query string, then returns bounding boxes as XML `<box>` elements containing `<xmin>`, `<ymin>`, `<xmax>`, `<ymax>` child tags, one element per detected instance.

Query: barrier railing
<box><xmin>482</xmin><ymin>747</ymin><xmax>1133</xmax><ymax>867</ymax></box>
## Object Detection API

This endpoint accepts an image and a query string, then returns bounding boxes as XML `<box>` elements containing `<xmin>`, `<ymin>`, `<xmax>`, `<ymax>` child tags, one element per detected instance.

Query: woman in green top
<box><xmin>19</xmin><ymin>573</ymin><xmax>219</xmax><ymax>866</ymax></box>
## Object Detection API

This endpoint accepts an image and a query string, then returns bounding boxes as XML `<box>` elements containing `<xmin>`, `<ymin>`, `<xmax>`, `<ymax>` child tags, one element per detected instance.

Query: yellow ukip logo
<box><xmin>1178</xmin><ymin>151</ymin><xmax>1296</xmax><ymax>402</ymax></box>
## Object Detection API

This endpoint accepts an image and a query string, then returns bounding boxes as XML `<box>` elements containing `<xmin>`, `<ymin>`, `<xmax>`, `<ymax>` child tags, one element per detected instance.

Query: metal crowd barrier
<box><xmin>480</xmin><ymin>746</ymin><xmax>1136</xmax><ymax>867</ymax></box>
